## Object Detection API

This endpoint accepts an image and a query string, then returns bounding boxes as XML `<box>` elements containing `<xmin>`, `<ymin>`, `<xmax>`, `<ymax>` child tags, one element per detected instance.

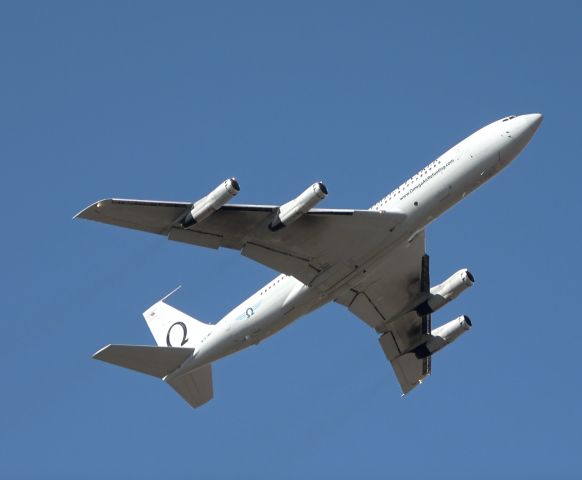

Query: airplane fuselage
<box><xmin>171</xmin><ymin>114</ymin><xmax>542</xmax><ymax>378</ymax></box>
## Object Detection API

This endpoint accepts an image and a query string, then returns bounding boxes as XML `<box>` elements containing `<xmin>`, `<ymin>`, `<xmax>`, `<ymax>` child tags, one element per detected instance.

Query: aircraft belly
<box><xmin>191</xmin><ymin>277</ymin><xmax>324</xmax><ymax>368</ymax></box>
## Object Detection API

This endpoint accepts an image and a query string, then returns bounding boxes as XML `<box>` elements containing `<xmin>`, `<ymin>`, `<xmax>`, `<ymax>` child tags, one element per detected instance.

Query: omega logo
<box><xmin>246</xmin><ymin>307</ymin><xmax>254</xmax><ymax>319</ymax></box>
<box><xmin>166</xmin><ymin>321</ymin><xmax>189</xmax><ymax>347</ymax></box>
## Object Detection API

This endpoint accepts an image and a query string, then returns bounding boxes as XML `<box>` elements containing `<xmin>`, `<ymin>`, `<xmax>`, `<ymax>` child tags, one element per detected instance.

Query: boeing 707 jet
<box><xmin>76</xmin><ymin>113</ymin><xmax>543</xmax><ymax>407</ymax></box>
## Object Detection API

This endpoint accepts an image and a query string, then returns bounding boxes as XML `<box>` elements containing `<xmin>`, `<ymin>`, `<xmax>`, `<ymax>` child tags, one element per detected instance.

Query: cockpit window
<box><xmin>502</xmin><ymin>115</ymin><xmax>517</xmax><ymax>122</ymax></box>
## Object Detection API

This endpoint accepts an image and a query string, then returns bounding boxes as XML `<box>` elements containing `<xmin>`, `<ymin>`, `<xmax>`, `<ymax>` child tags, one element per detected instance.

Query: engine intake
<box><xmin>269</xmin><ymin>182</ymin><xmax>328</xmax><ymax>231</ymax></box>
<box><xmin>182</xmin><ymin>178</ymin><xmax>240</xmax><ymax>228</ymax></box>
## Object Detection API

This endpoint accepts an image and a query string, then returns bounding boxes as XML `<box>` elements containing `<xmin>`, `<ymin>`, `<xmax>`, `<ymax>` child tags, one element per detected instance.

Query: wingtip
<box><xmin>72</xmin><ymin>199</ymin><xmax>111</xmax><ymax>220</ymax></box>
<box><xmin>92</xmin><ymin>344</ymin><xmax>112</xmax><ymax>359</ymax></box>
<box><xmin>72</xmin><ymin>208</ymin><xmax>85</xmax><ymax>220</ymax></box>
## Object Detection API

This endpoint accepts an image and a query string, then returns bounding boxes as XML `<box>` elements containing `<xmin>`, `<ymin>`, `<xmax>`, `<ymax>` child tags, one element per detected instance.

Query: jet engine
<box><xmin>269</xmin><ymin>182</ymin><xmax>328</xmax><ymax>231</ymax></box>
<box><xmin>423</xmin><ymin>315</ymin><xmax>472</xmax><ymax>355</ymax></box>
<box><xmin>416</xmin><ymin>269</ymin><xmax>474</xmax><ymax>315</ymax></box>
<box><xmin>182</xmin><ymin>178</ymin><xmax>240</xmax><ymax>228</ymax></box>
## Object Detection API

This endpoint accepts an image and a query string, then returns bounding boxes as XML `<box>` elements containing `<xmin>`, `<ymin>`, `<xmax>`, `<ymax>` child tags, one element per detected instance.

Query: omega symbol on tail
<box><xmin>166</xmin><ymin>321</ymin><xmax>189</xmax><ymax>347</ymax></box>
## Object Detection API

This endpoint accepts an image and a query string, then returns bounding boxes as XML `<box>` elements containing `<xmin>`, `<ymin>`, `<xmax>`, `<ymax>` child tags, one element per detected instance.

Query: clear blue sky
<box><xmin>2</xmin><ymin>2</ymin><xmax>580</xmax><ymax>479</ymax></box>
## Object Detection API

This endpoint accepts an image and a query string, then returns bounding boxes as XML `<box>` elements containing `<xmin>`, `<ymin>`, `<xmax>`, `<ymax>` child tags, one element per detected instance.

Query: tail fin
<box><xmin>143</xmin><ymin>288</ymin><xmax>214</xmax><ymax>347</ymax></box>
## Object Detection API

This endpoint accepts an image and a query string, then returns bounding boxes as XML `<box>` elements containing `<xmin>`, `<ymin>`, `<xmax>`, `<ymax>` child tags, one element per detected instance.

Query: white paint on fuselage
<box><xmin>177</xmin><ymin>114</ymin><xmax>542</xmax><ymax>376</ymax></box>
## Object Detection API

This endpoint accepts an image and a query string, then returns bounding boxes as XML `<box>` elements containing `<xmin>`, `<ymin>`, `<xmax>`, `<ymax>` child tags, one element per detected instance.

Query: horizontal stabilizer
<box><xmin>93</xmin><ymin>344</ymin><xmax>194</xmax><ymax>378</ymax></box>
<box><xmin>166</xmin><ymin>364</ymin><xmax>213</xmax><ymax>408</ymax></box>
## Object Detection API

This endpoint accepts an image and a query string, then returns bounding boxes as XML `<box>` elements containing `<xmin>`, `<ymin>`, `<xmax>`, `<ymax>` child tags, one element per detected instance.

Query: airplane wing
<box><xmin>335</xmin><ymin>230</ymin><xmax>432</xmax><ymax>394</ymax></box>
<box><xmin>75</xmin><ymin>198</ymin><xmax>406</xmax><ymax>292</ymax></box>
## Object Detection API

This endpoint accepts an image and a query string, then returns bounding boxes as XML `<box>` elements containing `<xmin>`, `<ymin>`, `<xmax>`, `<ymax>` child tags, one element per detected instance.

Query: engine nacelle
<box><xmin>182</xmin><ymin>178</ymin><xmax>240</xmax><ymax>228</ymax></box>
<box><xmin>423</xmin><ymin>315</ymin><xmax>472</xmax><ymax>356</ymax></box>
<box><xmin>416</xmin><ymin>269</ymin><xmax>474</xmax><ymax>315</ymax></box>
<box><xmin>269</xmin><ymin>182</ymin><xmax>328</xmax><ymax>231</ymax></box>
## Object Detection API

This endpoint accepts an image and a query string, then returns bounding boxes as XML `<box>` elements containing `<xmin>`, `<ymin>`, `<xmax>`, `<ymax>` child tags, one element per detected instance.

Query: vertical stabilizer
<box><xmin>143</xmin><ymin>291</ymin><xmax>214</xmax><ymax>348</ymax></box>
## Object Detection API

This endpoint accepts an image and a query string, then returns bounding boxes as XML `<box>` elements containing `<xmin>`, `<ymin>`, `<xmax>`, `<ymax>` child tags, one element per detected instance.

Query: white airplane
<box><xmin>76</xmin><ymin>113</ymin><xmax>542</xmax><ymax>408</ymax></box>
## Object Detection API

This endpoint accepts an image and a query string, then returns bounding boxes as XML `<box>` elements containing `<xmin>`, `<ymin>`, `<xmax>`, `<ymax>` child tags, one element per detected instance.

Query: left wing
<box><xmin>75</xmin><ymin>198</ymin><xmax>406</xmax><ymax>292</ymax></box>
<box><xmin>335</xmin><ymin>230</ymin><xmax>432</xmax><ymax>394</ymax></box>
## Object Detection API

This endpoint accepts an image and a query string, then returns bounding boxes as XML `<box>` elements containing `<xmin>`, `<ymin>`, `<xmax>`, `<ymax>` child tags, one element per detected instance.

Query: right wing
<box><xmin>75</xmin><ymin>198</ymin><xmax>406</xmax><ymax>293</ymax></box>
<box><xmin>335</xmin><ymin>230</ymin><xmax>432</xmax><ymax>394</ymax></box>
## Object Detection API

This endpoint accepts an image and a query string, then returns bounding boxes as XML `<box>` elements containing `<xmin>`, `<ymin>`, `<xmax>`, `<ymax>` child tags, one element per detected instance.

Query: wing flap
<box><xmin>235</xmin><ymin>209</ymin><xmax>405</xmax><ymax>289</ymax></box>
<box><xmin>345</xmin><ymin>291</ymin><xmax>386</xmax><ymax>330</ymax></box>
<box><xmin>242</xmin><ymin>242</ymin><xmax>320</xmax><ymax>284</ymax></box>
<box><xmin>336</xmin><ymin>230</ymin><xmax>427</xmax><ymax>331</ymax></box>
<box><xmin>168</xmin><ymin>228</ymin><xmax>223</xmax><ymax>249</ymax></box>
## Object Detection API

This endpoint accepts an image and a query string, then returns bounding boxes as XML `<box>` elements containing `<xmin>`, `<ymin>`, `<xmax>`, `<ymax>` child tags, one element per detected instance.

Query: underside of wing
<box><xmin>335</xmin><ymin>230</ymin><xmax>432</xmax><ymax>394</ymax></box>
<box><xmin>75</xmin><ymin>198</ymin><xmax>192</xmax><ymax>235</ymax></box>
<box><xmin>336</xmin><ymin>229</ymin><xmax>476</xmax><ymax>395</ymax></box>
<box><xmin>76</xmin><ymin>198</ymin><xmax>406</xmax><ymax>290</ymax></box>
<box><xmin>335</xmin><ymin>230</ymin><xmax>428</xmax><ymax>334</ymax></box>
<box><xmin>379</xmin><ymin>334</ymin><xmax>430</xmax><ymax>395</ymax></box>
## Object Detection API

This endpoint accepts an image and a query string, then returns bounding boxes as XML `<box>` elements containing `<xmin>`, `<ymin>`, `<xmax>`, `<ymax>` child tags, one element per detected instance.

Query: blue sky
<box><xmin>1</xmin><ymin>1</ymin><xmax>581</xmax><ymax>478</ymax></box>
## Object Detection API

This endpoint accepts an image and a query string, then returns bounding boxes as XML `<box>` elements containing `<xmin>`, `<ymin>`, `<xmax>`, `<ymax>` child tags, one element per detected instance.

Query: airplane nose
<box><xmin>499</xmin><ymin>113</ymin><xmax>543</xmax><ymax>163</ymax></box>
<box><xmin>522</xmin><ymin>113</ymin><xmax>543</xmax><ymax>135</ymax></box>
<box><xmin>513</xmin><ymin>113</ymin><xmax>543</xmax><ymax>147</ymax></box>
